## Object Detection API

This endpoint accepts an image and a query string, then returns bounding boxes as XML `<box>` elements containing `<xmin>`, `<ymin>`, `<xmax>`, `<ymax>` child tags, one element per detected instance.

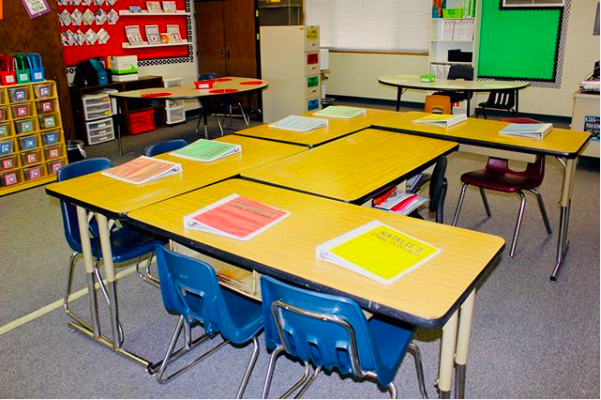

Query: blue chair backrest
<box><xmin>198</xmin><ymin>72</ymin><xmax>218</xmax><ymax>81</ymax></box>
<box><xmin>57</xmin><ymin>158</ymin><xmax>113</xmax><ymax>252</ymax></box>
<box><xmin>144</xmin><ymin>139</ymin><xmax>188</xmax><ymax>157</ymax></box>
<box><xmin>155</xmin><ymin>245</ymin><xmax>238</xmax><ymax>338</ymax></box>
<box><xmin>260</xmin><ymin>276</ymin><xmax>380</xmax><ymax>377</ymax></box>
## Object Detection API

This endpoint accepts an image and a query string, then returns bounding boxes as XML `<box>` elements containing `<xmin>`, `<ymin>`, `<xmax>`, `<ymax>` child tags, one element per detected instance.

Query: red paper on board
<box><xmin>141</xmin><ymin>92</ymin><xmax>172</xmax><ymax>97</ymax></box>
<box><xmin>192</xmin><ymin>196</ymin><xmax>288</xmax><ymax>240</ymax></box>
<box><xmin>240</xmin><ymin>81</ymin><xmax>264</xmax><ymax>85</ymax></box>
<box><xmin>214</xmin><ymin>78</ymin><xmax>232</xmax><ymax>82</ymax></box>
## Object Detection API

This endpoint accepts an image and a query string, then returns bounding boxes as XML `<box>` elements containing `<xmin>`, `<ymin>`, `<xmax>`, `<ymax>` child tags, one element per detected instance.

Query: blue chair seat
<box><xmin>88</xmin><ymin>224</ymin><xmax>165</xmax><ymax>264</ymax></box>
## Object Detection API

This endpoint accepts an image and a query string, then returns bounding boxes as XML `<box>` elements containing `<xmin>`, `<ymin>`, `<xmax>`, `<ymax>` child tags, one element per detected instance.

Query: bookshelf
<box><xmin>0</xmin><ymin>80</ymin><xmax>68</xmax><ymax>196</ymax></box>
<box><xmin>429</xmin><ymin>0</ymin><xmax>481</xmax><ymax>113</ymax></box>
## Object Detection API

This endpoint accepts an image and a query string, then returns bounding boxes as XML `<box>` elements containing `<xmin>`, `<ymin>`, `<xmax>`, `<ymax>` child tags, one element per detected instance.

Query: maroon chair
<box><xmin>451</xmin><ymin>118</ymin><xmax>553</xmax><ymax>258</ymax></box>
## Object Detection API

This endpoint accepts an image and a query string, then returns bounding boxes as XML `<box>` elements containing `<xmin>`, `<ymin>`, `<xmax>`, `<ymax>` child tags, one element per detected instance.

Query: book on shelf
<box><xmin>101</xmin><ymin>156</ymin><xmax>182</xmax><ymax>185</ymax></box>
<box><xmin>170</xmin><ymin>139</ymin><xmax>241</xmax><ymax>162</ymax></box>
<box><xmin>183</xmin><ymin>193</ymin><xmax>290</xmax><ymax>241</ymax></box>
<box><xmin>125</xmin><ymin>25</ymin><xmax>145</xmax><ymax>46</ymax></box>
<box><xmin>313</xmin><ymin>106</ymin><xmax>366</xmax><ymax>119</ymax></box>
<box><xmin>373</xmin><ymin>187</ymin><xmax>427</xmax><ymax>215</ymax></box>
<box><xmin>316</xmin><ymin>220</ymin><xmax>440</xmax><ymax>285</ymax></box>
<box><xmin>413</xmin><ymin>113</ymin><xmax>467</xmax><ymax>128</ymax></box>
<box><xmin>498</xmin><ymin>123</ymin><xmax>553</xmax><ymax>139</ymax></box>
<box><xmin>269</xmin><ymin>115</ymin><xmax>328</xmax><ymax>132</ymax></box>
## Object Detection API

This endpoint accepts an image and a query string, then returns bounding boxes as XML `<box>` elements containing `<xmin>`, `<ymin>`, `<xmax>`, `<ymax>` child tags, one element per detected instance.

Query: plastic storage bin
<box><xmin>41</xmin><ymin>130</ymin><xmax>60</xmax><ymax>145</ymax></box>
<box><xmin>15</xmin><ymin>118</ymin><xmax>35</xmax><ymax>134</ymax></box>
<box><xmin>39</xmin><ymin>114</ymin><xmax>58</xmax><ymax>130</ymax></box>
<box><xmin>11</xmin><ymin>102</ymin><xmax>32</xmax><ymax>119</ymax></box>
<box><xmin>17</xmin><ymin>134</ymin><xmax>38</xmax><ymax>151</ymax></box>
<box><xmin>47</xmin><ymin>158</ymin><xmax>66</xmax><ymax>175</ymax></box>
<box><xmin>82</xmin><ymin>93</ymin><xmax>112</xmax><ymax>120</ymax></box>
<box><xmin>36</xmin><ymin>99</ymin><xmax>56</xmax><ymax>114</ymax></box>
<box><xmin>45</xmin><ymin>144</ymin><xmax>62</xmax><ymax>160</ymax></box>
<box><xmin>8</xmin><ymin>86</ymin><xmax>29</xmax><ymax>103</ymax></box>
<box><xmin>33</xmin><ymin>83</ymin><xmax>53</xmax><ymax>99</ymax></box>
<box><xmin>0</xmin><ymin>123</ymin><xmax>10</xmax><ymax>138</ymax></box>
<box><xmin>0</xmin><ymin>139</ymin><xmax>14</xmax><ymax>156</ymax></box>
<box><xmin>21</xmin><ymin>149</ymin><xmax>41</xmax><ymax>166</ymax></box>
<box><xmin>0</xmin><ymin>170</ymin><xmax>20</xmax><ymax>187</ymax></box>
<box><xmin>127</xmin><ymin>109</ymin><xmax>155</xmax><ymax>134</ymax></box>
<box><xmin>23</xmin><ymin>164</ymin><xmax>44</xmax><ymax>181</ymax></box>
<box><xmin>0</xmin><ymin>105</ymin><xmax>9</xmax><ymax>122</ymax></box>
<box><xmin>0</xmin><ymin>154</ymin><xmax>18</xmax><ymax>171</ymax></box>
<box><xmin>166</xmin><ymin>106</ymin><xmax>185</xmax><ymax>125</ymax></box>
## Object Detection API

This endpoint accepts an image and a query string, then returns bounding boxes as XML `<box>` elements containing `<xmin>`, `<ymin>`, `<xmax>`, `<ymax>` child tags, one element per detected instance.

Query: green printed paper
<box><xmin>171</xmin><ymin>139</ymin><xmax>241</xmax><ymax>162</ymax></box>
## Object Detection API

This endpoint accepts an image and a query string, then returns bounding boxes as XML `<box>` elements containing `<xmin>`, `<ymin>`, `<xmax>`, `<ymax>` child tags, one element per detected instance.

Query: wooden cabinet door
<box><xmin>223</xmin><ymin>0</ymin><xmax>258</xmax><ymax>78</ymax></box>
<box><xmin>195</xmin><ymin>0</ymin><xmax>227</xmax><ymax>77</ymax></box>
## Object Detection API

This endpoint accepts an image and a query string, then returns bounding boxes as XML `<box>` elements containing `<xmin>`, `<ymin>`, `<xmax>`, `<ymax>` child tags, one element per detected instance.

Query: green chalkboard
<box><xmin>478</xmin><ymin>1</ymin><xmax>563</xmax><ymax>81</ymax></box>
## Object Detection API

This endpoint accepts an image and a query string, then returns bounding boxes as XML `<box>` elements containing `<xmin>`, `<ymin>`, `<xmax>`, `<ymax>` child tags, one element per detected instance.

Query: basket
<box><xmin>127</xmin><ymin>109</ymin><xmax>156</xmax><ymax>135</ymax></box>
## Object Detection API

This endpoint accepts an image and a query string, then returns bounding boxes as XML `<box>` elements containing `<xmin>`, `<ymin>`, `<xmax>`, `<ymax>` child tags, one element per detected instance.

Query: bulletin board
<box><xmin>57</xmin><ymin>0</ymin><xmax>192</xmax><ymax>67</ymax></box>
<box><xmin>478</xmin><ymin>1</ymin><xmax>567</xmax><ymax>83</ymax></box>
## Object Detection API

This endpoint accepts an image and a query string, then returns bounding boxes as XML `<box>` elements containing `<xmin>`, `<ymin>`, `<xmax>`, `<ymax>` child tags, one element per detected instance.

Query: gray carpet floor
<box><xmin>0</xmin><ymin>105</ymin><xmax>599</xmax><ymax>398</ymax></box>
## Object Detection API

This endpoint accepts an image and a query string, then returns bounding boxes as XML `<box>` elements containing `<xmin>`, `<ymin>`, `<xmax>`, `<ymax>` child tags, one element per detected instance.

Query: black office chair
<box><xmin>435</xmin><ymin>65</ymin><xmax>474</xmax><ymax>104</ymax></box>
<box><xmin>408</xmin><ymin>156</ymin><xmax>448</xmax><ymax>224</ymax></box>
<box><xmin>195</xmin><ymin>72</ymin><xmax>249</xmax><ymax>138</ymax></box>
<box><xmin>475</xmin><ymin>90</ymin><xmax>516</xmax><ymax>119</ymax></box>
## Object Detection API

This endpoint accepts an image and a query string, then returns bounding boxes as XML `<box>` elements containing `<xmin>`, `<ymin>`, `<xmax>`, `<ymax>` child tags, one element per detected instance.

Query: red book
<box><xmin>184</xmin><ymin>194</ymin><xmax>290</xmax><ymax>241</ymax></box>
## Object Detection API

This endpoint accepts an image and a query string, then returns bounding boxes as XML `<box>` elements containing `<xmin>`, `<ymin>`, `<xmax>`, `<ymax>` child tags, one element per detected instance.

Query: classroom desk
<box><xmin>378</xmin><ymin>75</ymin><xmax>529</xmax><ymax>116</ymax></box>
<box><xmin>127</xmin><ymin>179</ymin><xmax>505</xmax><ymax>399</ymax></box>
<box><xmin>374</xmin><ymin>111</ymin><xmax>591</xmax><ymax>280</ymax></box>
<box><xmin>242</xmin><ymin>128</ymin><xmax>459</xmax><ymax>204</ymax></box>
<box><xmin>110</xmin><ymin>77</ymin><xmax>269</xmax><ymax>155</ymax></box>
<box><xmin>234</xmin><ymin>107</ymin><xmax>401</xmax><ymax>148</ymax></box>
<box><xmin>44</xmin><ymin>136</ymin><xmax>304</xmax><ymax>368</ymax></box>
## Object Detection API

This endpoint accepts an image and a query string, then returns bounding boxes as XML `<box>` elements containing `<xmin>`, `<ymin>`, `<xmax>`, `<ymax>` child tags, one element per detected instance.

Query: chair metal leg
<box><xmin>294</xmin><ymin>366</ymin><xmax>321</xmax><ymax>399</ymax></box>
<box><xmin>63</xmin><ymin>252</ymin><xmax>79</xmax><ymax>316</ymax></box>
<box><xmin>279</xmin><ymin>362</ymin><xmax>311</xmax><ymax>399</ymax></box>
<box><xmin>452</xmin><ymin>183</ymin><xmax>469</xmax><ymax>226</ymax></box>
<box><xmin>262</xmin><ymin>347</ymin><xmax>284</xmax><ymax>399</ymax></box>
<box><xmin>479</xmin><ymin>188</ymin><xmax>492</xmax><ymax>218</ymax></box>
<box><xmin>509</xmin><ymin>191</ymin><xmax>527</xmax><ymax>258</ymax></box>
<box><xmin>93</xmin><ymin>262</ymin><xmax>125</xmax><ymax>346</ymax></box>
<box><xmin>387</xmin><ymin>382</ymin><xmax>398</xmax><ymax>399</ymax></box>
<box><xmin>529</xmin><ymin>188</ymin><xmax>552</xmax><ymax>235</ymax></box>
<box><xmin>156</xmin><ymin>316</ymin><xmax>230</xmax><ymax>384</ymax></box>
<box><xmin>407</xmin><ymin>342</ymin><xmax>429</xmax><ymax>399</ymax></box>
<box><xmin>136</xmin><ymin>251</ymin><xmax>160</xmax><ymax>288</ymax></box>
<box><xmin>236</xmin><ymin>336</ymin><xmax>260</xmax><ymax>399</ymax></box>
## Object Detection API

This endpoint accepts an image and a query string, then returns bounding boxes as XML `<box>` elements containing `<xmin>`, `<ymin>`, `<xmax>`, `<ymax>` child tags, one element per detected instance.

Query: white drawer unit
<box><xmin>82</xmin><ymin>92</ymin><xmax>113</xmax><ymax>121</ymax></box>
<box><xmin>166</xmin><ymin>106</ymin><xmax>186</xmax><ymax>125</ymax></box>
<box><xmin>163</xmin><ymin>76</ymin><xmax>186</xmax><ymax>125</ymax></box>
<box><xmin>85</xmin><ymin>117</ymin><xmax>115</xmax><ymax>145</ymax></box>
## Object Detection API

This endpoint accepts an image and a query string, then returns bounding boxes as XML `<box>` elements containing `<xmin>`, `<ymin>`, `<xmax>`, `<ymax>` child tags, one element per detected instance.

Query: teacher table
<box><xmin>44</xmin><ymin>136</ymin><xmax>304</xmax><ymax>368</ymax></box>
<box><xmin>234</xmin><ymin>107</ymin><xmax>401</xmax><ymax>148</ymax></box>
<box><xmin>127</xmin><ymin>178</ymin><xmax>506</xmax><ymax>399</ymax></box>
<box><xmin>374</xmin><ymin>111</ymin><xmax>591</xmax><ymax>280</ymax></box>
<box><xmin>242</xmin><ymin>128</ymin><xmax>458</xmax><ymax>204</ymax></box>
<box><xmin>378</xmin><ymin>75</ymin><xmax>529</xmax><ymax>116</ymax></box>
<box><xmin>111</xmin><ymin>77</ymin><xmax>269</xmax><ymax>156</ymax></box>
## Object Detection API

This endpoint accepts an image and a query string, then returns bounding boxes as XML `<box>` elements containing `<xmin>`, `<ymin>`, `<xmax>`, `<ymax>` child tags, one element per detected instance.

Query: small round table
<box><xmin>378</xmin><ymin>74</ymin><xmax>529</xmax><ymax>117</ymax></box>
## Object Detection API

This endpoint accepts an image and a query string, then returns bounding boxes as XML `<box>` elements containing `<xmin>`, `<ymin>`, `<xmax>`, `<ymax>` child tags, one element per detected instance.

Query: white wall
<box><xmin>326</xmin><ymin>0</ymin><xmax>600</xmax><ymax>117</ymax></box>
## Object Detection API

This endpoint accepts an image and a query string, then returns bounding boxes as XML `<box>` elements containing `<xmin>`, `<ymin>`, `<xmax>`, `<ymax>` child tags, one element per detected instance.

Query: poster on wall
<box><xmin>22</xmin><ymin>0</ymin><xmax>51</xmax><ymax>18</ymax></box>
<box><xmin>584</xmin><ymin>116</ymin><xmax>600</xmax><ymax>141</ymax></box>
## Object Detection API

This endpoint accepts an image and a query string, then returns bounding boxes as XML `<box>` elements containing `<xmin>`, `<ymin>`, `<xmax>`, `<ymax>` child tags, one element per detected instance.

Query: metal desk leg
<box><xmin>454</xmin><ymin>291</ymin><xmax>475</xmax><ymax>399</ymax></box>
<box><xmin>466</xmin><ymin>97</ymin><xmax>471</xmax><ymax>118</ymax></box>
<box><xmin>74</xmin><ymin>206</ymin><xmax>100</xmax><ymax>338</ymax></box>
<box><xmin>117</xmin><ymin>99</ymin><xmax>123</xmax><ymax>157</ymax></box>
<box><xmin>438</xmin><ymin>311</ymin><xmax>459</xmax><ymax>399</ymax></box>
<box><xmin>94</xmin><ymin>213</ymin><xmax>152</xmax><ymax>368</ymax></box>
<box><xmin>515</xmin><ymin>90</ymin><xmax>519</xmax><ymax>115</ymax></box>
<box><xmin>551</xmin><ymin>157</ymin><xmax>577</xmax><ymax>281</ymax></box>
<box><xmin>396</xmin><ymin>87</ymin><xmax>402</xmax><ymax>111</ymax></box>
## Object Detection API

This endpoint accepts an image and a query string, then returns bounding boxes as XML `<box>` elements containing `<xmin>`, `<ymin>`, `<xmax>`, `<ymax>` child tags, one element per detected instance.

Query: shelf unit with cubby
<box><xmin>0</xmin><ymin>80</ymin><xmax>67</xmax><ymax>196</ymax></box>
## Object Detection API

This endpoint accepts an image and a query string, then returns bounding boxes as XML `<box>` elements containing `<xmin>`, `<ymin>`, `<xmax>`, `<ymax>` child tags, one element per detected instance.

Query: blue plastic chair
<box><xmin>144</xmin><ymin>139</ymin><xmax>188</xmax><ymax>157</ymax></box>
<box><xmin>260</xmin><ymin>276</ymin><xmax>428</xmax><ymax>399</ymax></box>
<box><xmin>154</xmin><ymin>246</ymin><xmax>263</xmax><ymax>398</ymax></box>
<box><xmin>58</xmin><ymin>158</ymin><xmax>165</xmax><ymax>331</ymax></box>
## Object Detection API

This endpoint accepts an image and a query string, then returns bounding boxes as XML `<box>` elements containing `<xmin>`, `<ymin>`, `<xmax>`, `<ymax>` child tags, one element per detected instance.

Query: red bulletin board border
<box><xmin>58</xmin><ymin>0</ymin><xmax>191</xmax><ymax>67</ymax></box>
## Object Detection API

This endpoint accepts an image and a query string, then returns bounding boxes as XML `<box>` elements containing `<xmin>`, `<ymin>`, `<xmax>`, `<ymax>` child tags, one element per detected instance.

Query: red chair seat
<box><xmin>461</xmin><ymin>168</ymin><xmax>542</xmax><ymax>193</ymax></box>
